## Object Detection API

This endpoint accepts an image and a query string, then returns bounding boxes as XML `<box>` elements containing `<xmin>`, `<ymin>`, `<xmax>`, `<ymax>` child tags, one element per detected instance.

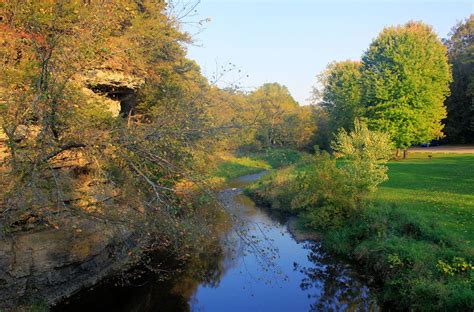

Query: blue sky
<box><xmin>184</xmin><ymin>0</ymin><xmax>472</xmax><ymax>104</ymax></box>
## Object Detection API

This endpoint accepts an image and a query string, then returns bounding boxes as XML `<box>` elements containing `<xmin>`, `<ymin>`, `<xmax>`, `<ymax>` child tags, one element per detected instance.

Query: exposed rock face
<box><xmin>81</xmin><ymin>86</ymin><xmax>123</xmax><ymax>117</ymax></box>
<box><xmin>82</xmin><ymin>70</ymin><xmax>145</xmax><ymax>117</ymax></box>
<box><xmin>0</xmin><ymin>69</ymin><xmax>146</xmax><ymax>309</ymax></box>
<box><xmin>0</xmin><ymin>129</ymin><xmax>10</xmax><ymax>206</ymax></box>
<box><xmin>0</xmin><ymin>146</ymin><xmax>138</xmax><ymax>309</ymax></box>
<box><xmin>0</xmin><ymin>218</ymin><xmax>137</xmax><ymax>308</ymax></box>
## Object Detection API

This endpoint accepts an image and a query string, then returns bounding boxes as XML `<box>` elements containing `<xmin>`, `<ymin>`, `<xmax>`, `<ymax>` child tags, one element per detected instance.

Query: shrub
<box><xmin>294</xmin><ymin>120</ymin><xmax>393</xmax><ymax>228</ymax></box>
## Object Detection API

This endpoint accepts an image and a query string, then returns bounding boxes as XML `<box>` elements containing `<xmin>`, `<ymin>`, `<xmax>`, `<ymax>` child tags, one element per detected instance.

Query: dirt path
<box><xmin>409</xmin><ymin>145</ymin><xmax>474</xmax><ymax>154</ymax></box>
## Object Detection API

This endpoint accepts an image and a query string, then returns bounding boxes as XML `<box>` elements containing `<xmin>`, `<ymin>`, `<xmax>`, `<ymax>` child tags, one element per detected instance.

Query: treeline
<box><xmin>0</xmin><ymin>0</ymin><xmax>321</xmax><ymax>256</ymax></box>
<box><xmin>215</xmin><ymin>17</ymin><xmax>473</xmax><ymax>160</ymax></box>
<box><xmin>207</xmin><ymin>82</ymin><xmax>317</xmax><ymax>151</ymax></box>
<box><xmin>315</xmin><ymin>16</ymin><xmax>473</xmax><ymax>152</ymax></box>
<box><xmin>444</xmin><ymin>15</ymin><xmax>474</xmax><ymax>143</ymax></box>
<box><xmin>316</xmin><ymin>21</ymin><xmax>452</xmax><ymax>156</ymax></box>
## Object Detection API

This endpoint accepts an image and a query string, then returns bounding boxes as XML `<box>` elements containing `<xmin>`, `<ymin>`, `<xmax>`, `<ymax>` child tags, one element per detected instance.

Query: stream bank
<box><xmin>54</xmin><ymin>172</ymin><xmax>378</xmax><ymax>311</ymax></box>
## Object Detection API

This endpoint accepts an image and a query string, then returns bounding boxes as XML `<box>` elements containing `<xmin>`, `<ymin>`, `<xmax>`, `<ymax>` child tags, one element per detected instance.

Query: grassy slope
<box><xmin>212</xmin><ymin>155</ymin><xmax>271</xmax><ymax>181</ymax></box>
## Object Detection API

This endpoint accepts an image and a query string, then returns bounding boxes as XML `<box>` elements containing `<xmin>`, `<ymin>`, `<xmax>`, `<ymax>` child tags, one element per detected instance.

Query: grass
<box><xmin>241</xmin><ymin>148</ymin><xmax>305</xmax><ymax>168</ymax></box>
<box><xmin>212</xmin><ymin>155</ymin><xmax>271</xmax><ymax>181</ymax></box>
<box><xmin>246</xmin><ymin>152</ymin><xmax>474</xmax><ymax>310</ymax></box>
<box><xmin>373</xmin><ymin>153</ymin><xmax>474</xmax><ymax>243</ymax></box>
<box><xmin>212</xmin><ymin>148</ymin><xmax>305</xmax><ymax>183</ymax></box>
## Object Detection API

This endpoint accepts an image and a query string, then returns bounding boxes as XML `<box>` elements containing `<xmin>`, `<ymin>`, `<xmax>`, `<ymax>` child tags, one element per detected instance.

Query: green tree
<box><xmin>361</xmin><ymin>21</ymin><xmax>452</xmax><ymax>156</ymax></box>
<box><xmin>443</xmin><ymin>15</ymin><xmax>474</xmax><ymax>143</ymax></box>
<box><xmin>317</xmin><ymin>60</ymin><xmax>362</xmax><ymax>133</ymax></box>
<box><xmin>206</xmin><ymin>87</ymin><xmax>258</xmax><ymax>151</ymax></box>
<box><xmin>331</xmin><ymin>119</ymin><xmax>393</xmax><ymax>196</ymax></box>
<box><xmin>309</xmin><ymin>106</ymin><xmax>332</xmax><ymax>151</ymax></box>
<box><xmin>248</xmin><ymin>83</ymin><xmax>300</xmax><ymax>147</ymax></box>
<box><xmin>279</xmin><ymin>105</ymin><xmax>317</xmax><ymax>149</ymax></box>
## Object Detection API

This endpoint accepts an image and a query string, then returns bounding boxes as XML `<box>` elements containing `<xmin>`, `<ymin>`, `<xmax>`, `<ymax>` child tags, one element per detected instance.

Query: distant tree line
<box><xmin>208</xmin><ymin>82</ymin><xmax>317</xmax><ymax>152</ymax></box>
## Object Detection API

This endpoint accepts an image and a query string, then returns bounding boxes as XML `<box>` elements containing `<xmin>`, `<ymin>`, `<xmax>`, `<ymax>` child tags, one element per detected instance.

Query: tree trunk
<box><xmin>396</xmin><ymin>149</ymin><xmax>401</xmax><ymax>159</ymax></box>
<box><xmin>403</xmin><ymin>149</ymin><xmax>408</xmax><ymax>159</ymax></box>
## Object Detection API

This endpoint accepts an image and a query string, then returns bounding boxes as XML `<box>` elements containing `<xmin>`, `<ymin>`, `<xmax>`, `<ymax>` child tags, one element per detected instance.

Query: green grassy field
<box><xmin>240</xmin><ymin>148</ymin><xmax>305</xmax><ymax>168</ymax></box>
<box><xmin>373</xmin><ymin>153</ymin><xmax>474</xmax><ymax>243</ymax></box>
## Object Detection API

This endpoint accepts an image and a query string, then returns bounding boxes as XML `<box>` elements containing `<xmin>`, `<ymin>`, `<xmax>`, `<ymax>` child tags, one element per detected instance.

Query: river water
<box><xmin>55</xmin><ymin>173</ymin><xmax>377</xmax><ymax>312</ymax></box>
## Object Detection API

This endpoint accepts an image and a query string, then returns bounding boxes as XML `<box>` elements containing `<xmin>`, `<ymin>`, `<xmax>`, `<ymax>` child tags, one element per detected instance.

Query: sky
<box><xmin>183</xmin><ymin>0</ymin><xmax>473</xmax><ymax>104</ymax></box>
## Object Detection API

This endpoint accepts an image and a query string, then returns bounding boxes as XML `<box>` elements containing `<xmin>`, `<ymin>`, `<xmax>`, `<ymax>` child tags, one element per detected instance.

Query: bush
<box><xmin>293</xmin><ymin>121</ymin><xmax>393</xmax><ymax>228</ymax></box>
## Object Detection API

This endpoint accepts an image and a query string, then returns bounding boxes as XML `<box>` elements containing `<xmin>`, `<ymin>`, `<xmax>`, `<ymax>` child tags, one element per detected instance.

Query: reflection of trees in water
<box><xmin>56</xmin><ymin>187</ymin><xmax>376</xmax><ymax>312</ymax></box>
<box><xmin>52</xmin><ymin>247</ymin><xmax>229</xmax><ymax>312</ymax></box>
<box><xmin>221</xmin><ymin>189</ymin><xmax>287</xmax><ymax>285</ymax></box>
<box><xmin>294</xmin><ymin>241</ymin><xmax>377</xmax><ymax>311</ymax></box>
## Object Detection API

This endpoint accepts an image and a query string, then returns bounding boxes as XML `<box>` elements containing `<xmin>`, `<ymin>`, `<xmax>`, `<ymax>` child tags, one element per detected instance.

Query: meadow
<box><xmin>374</xmin><ymin>153</ymin><xmax>474</xmax><ymax>243</ymax></box>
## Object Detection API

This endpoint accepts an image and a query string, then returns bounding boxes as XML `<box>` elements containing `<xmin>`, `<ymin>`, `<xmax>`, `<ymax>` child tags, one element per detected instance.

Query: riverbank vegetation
<box><xmin>0</xmin><ymin>2</ymin><xmax>231</xmax><ymax>307</ymax></box>
<box><xmin>247</xmin><ymin>151</ymin><xmax>474</xmax><ymax>310</ymax></box>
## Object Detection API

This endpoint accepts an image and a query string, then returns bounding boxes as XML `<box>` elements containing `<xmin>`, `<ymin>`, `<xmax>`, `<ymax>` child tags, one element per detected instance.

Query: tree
<box><xmin>206</xmin><ymin>87</ymin><xmax>259</xmax><ymax>151</ymax></box>
<box><xmin>317</xmin><ymin>61</ymin><xmax>362</xmax><ymax>133</ymax></box>
<box><xmin>360</xmin><ymin>21</ymin><xmax>452</xmax><ymax>156</ymax></box>
<box><xmin>331</xmin><ymin>119</ymin><xmax>393</xmax><ymax>197</ymax></box>
<box><xmin>248</xmin><ymin>83</ymin><xmax>300</xmax><ymax>147</ymax></box>
<box><xmin>278</xmin><ymin>105</ymin><xmax>317</xmax><ymax>149</ymax></box>
<box><xmin>443</xmin><ymin>15</ymin><xmax>474</xmax><ymax>143</ymax></box>
<box><xmin>309</xmin><ymin>106</ymin><xmax>332</xmax><ymax>151</ymax></box>
<box><xmin>0</xmin><ymin>0</ymin><xmax>221</xmax><ymax>252</ymax></box>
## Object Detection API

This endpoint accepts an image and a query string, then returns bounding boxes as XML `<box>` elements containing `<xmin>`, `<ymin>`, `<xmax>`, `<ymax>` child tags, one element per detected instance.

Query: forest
<box><xmin>0</xmin><ymin>1</ymin><xmax>472</xmax><ymax>311</ymax></box>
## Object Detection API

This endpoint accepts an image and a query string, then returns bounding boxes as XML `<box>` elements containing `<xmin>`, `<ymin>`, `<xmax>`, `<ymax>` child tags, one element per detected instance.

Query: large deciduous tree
<box><xmin>317</xmin><ymin>60</ymin><xmax>362</xmax><ymax>133</ymax></box>
<box><xmin>361</xmin><ymin>21</ymin><xmax>452</xmax><ymax>155</ymax></box>
<box><xmin>443</xmin><ymin>15</ymin><xmax>474</xmax><ymax>143</ymax></box>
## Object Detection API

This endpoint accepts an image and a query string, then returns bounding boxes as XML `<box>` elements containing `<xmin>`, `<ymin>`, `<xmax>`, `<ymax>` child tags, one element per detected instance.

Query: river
<box><xmin>54</xmin><ymin>172</ymin><xmax>377</xmax><ymax>312</ymax></box>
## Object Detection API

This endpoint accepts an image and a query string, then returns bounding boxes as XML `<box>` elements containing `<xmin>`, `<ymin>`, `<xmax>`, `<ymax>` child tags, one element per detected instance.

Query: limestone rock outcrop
<box><xmin>0</xmin><ymin>69</ymin><xmax>146</xmax><ymax>309</ymax></box>
<box><xmin>81</xmin><ymin>70</ymin><xmax>145</xmax><ymax>117</ymax></box>
<box><xmin>0</xmin><ymin>218</ymin><xmax>137</xmax><ymax>308</ymax></box>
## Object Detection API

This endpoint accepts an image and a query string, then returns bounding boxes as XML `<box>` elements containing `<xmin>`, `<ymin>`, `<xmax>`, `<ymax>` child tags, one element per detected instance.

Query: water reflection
<box><xmin>190</xmin><ymin>187</ymin><xmax>377</xmax><ymax>312</ymax></box>
<box><xmin>55</xmin><ymin>175</ymin><xmax>377</xmax><ymax>312</ymax></box>
<box><xmin>294</xmin><ymin>241</ymin><xmax>377</xmax><ymax>311</ymax></box>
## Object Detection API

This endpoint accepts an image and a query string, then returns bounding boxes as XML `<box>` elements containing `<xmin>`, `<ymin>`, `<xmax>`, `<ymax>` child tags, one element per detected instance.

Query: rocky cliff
<box><xmin>0</xmin><ymin>218</ymin><xmax>137</xmax><ymax>308</ymax></box>
<box><xmin>0</xmin><ymin>71</ymin><xmax>145</xmax><ymax>309</ymax></box>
